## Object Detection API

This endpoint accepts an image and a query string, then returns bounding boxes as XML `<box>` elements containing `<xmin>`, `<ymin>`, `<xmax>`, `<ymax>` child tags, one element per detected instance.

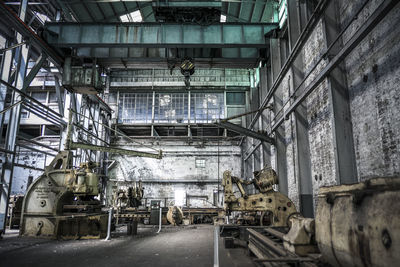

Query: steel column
<box><xmin>270</xmin><ymin>37</ymin><xmax>288</xmax><ymax>196</ymax></box>
<box><xmin>0</xmin><ymin>0</ymin><xmax>29</xmax><ymax>235</ymax></box>
<box><xmin>54</xmin><ymin>76</ymin><xmax>64</xmax><ymax>117</ymax></box>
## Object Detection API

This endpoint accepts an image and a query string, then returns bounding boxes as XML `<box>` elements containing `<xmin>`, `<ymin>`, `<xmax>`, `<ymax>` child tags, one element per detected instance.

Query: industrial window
<box><xmin>195</xmin><ymin>159</ymin><xmax>206</xmax><ymax>168</ymax></box>
<box><xmin>120</xmin><ymin>10</ymin><xmax>143</xmax><ymax>22</ymax></box>
<box><xmin>31</xmin><ymin>92</ymin><xmax>47</xmax><ymax>103</ymax></box>
<box><xmin>226</xmin><ymin>92</ymin><xmax>245</xmax><ymax>105</ymax></box>
<box><xmin>190</xmin><ymin>93</ymin><xmax>224</xmax><ymax>123</ymax></box>
<box><xmin>220</xmin><ymin>15</ymin><xmax>226</xmax><ymax>23</ymax></box>
<box><xmin>118</xmin><ymin>93</ymin><xmax>152</xmax><ymax>123</ymax></box>
<box><xmin>108</xmin><ymin>92</ymin><xmax>117</xmax><ymax>104</ymax></box>
<box><xmin>154</xmin><ymin>93</ymin><xmax>188</xmax><ymax>123</ymax></box>
<box><xmin>21</xmin><ymin>109</ymin><xmax>29</xmax><ymax>118</ymax></box>
<box><xmin>48</xmin><ymin>92</ymin><xmax>58</xmax><ymax>103</ymax></box>
<box><xmin>118</xmin><ymin>92</ymin><xmax>224</xmax><ymax>124</ymax></box>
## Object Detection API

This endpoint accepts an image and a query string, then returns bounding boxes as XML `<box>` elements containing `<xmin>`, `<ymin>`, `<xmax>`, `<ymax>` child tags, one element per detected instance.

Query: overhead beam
<box><xmin>153</xmin><ymin>1</ymin><xmax>222</xmax><ymax>7</ymax></box>
<box><xmin>216</xmin><ymin>120</ymin><xmax>274</xmax><ymax>144</ymax></box>
<box><xmin>43</xmin><ymin>22</ymin><xmax>278</xmax><ymax>48</ymax></box>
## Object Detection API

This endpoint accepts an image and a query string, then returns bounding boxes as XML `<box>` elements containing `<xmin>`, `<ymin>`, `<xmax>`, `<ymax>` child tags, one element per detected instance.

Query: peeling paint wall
<box><xmin>107</xmin><ymin>140</ymin><xmax>241</xmax><ymax>208</ymax></box>
<box><xmin>341</xmin><ymin>0</ymin><xmax>400</xmax><ymax>180</ymax></box>
<box><xmin>10</xmin><ymin>143</ymin><xmax>57</xmax><ymax>195</ymax></box>
<box><xmin>242</xmin><ymin>0</ymin><xmax>400</xmax><ymax>215</ymax></box>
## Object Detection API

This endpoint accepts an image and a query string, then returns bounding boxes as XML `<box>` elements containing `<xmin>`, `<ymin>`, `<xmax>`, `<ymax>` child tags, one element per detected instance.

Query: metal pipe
<box><xmin>22</xmin><ymin>102</ymin><xmax>64</xmax><ymax>125</ymax></box>
<box><xmin>22</xmin><ymin>102</ymin><xmax>64</xmax><ymax>126</ymax></box>
<box><xmin>72</xmin><ymin>123</ymin><xmax>110</xmax><ymax>145</ymax></box>
<box><xmin>0</xmin><ymin>42</ymin><xmax>26</xmax><ymax>53</ymax></box>
<box><xmin>18</xmin><ymin>136</ymin><xmax>58</xmax><ymax>152</ymax></box>
<box><xmin>213</xmin><ymin>226</ymin><xmax>219</xmax><ymax>267</ymax></box>
<box><xmin>0</xmin><ymin>78</ymin><xmax>64</xmax><ymax>119</ymax></box>
<box><xmin>17</xmin><ymin>143</ymin><xmax>56</xmax><ymax>157</ymax></box>
<box><xmin>156</xmin><ymin>207</ymin><xmax>162</xmax><ymax>234</ymax></box>
<box><xmin>105</xmin><ymin>207</ymin><xmax>113</xmax><ymax>241</ymax></box>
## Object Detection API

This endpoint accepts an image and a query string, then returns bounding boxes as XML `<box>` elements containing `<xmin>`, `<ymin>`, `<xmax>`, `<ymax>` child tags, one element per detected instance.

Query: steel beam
<box><xmin>22</xmin><ymin>53</ymin><xmax>47</xmax><ymax>91</ymax></box>
<box><xmin>153</xmin><ymin>1</ymin><xmax>222</xmax><ymax>8</ymax></box>
<box><xmin>216</xmin><ymin>120</ymin><xmax>274</xmax><ymax>144</ymax></box>
<box><xmin>0</xmin><ymin>2</ymin><xmax>63</xmax><ymax>67</ymax></box>
<box><xmin>43</xmin><ymin>22</ymin><xmax>278</xmax><ymax>48</ymax></box>
<box><xmin>54</xmin><ymin>76</ymin><xmax>64</xmax><ymax>117</ymax></box>
<box><xmin>69</xmin><ymin>142</ymin><xmax>162</xmax><ymax>159</ymax></box>
<box><xmin>0</xmin><ymin>0</ymin><xmax>28</xmax><ymax>235</ymax></box>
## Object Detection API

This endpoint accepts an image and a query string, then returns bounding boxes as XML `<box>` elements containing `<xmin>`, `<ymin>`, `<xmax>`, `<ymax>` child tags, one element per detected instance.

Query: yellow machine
<box><xmin>20</xmin><ymin>150</ymin><xmax>108</xmax><ymax>239</ymax></box>
<box><xmin>222</xmin><ymin>166</ymin><xmax>297</xmax><ymax>227</ymax></box>
<box><xmin>19</xmin><ymin>112</ymin><xmax>162</xmax><ymax>239</ymax></box>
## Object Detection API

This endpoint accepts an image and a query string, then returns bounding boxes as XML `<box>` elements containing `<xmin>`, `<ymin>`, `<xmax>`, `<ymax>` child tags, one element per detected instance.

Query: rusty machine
<box><xmin>222</xmin><ymin>166</ymin><xmax>297</xmax><ymax>227</ymax></box>
<box><xmin>19</xmin><ymin>151</ymin><xmax>108</xmax><ymax>239</ymax></box>
<box><xmin>286</xmin><ymin>177</ymin><xmax>400</xmax><ymax>267</ymax></box>
<box><xmin>19</xmin><ymin>113</ymin><xmax>162</xmax><ymax>239</ymax></box>
<box><xmin>222</xmin><ymin>175</ymin><xmax>400</xmax><ymax>266</ymax></box>
<box><xmin>113</xmin><ymin>181</ymin><xmax>144</xmax><ymax>211</ymax></box>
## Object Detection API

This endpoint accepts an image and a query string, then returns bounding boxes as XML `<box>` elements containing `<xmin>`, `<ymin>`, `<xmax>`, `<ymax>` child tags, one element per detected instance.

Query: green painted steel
<box><xmin>43</xmin><ymin>22</ymin><xmax>278</xmax><ymax>48</ymax></box>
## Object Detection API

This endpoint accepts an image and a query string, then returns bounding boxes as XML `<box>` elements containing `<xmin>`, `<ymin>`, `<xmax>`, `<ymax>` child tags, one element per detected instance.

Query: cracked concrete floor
<box><xmin>0</xmin><ymin>225</ymin><xmax>255</xmax><ymax>267</ymax></box>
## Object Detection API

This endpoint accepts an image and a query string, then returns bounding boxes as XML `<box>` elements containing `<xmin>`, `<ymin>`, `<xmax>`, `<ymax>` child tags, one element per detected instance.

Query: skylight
<box><xmin>120</xmin><ymin>10</ymin><xmax>143</xmax><ymax>22</ymax></box>
<box><xmin>220</xmin><ymin>14</ymin><xmax>226</xmax><ymax>23</ymax></box>
<box><xmin>33</xmin><ymin>11</ymin><xmax>50</xmax><ymax>24</ymax></box>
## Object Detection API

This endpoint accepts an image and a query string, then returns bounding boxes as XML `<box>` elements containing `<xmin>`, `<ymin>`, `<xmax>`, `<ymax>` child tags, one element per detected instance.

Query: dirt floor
<box><xmin>0</xmin><ymin>224</ymin><xmax>255</xmax><ymax>267</ymax></box>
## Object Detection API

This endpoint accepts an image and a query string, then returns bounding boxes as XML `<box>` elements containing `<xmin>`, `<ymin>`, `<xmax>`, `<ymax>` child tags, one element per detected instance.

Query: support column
<box><xmin>0</xmin><ymin>0</ymin><xmax>30</xmax><ymax>234</ymax></box>
<box><xmin>270</xmin><ymin>37</ymin><xmax>288</xmax><ymax>196</ymax></box>
<box><xmin>287</xmin><ymin>0</ymin><xmax>314</xmax><ymax>217</ymax></box>
<box><xmin>323</xmin><ymin>1</ymin><xmax>357</xmax><ymax>184</ymax></box>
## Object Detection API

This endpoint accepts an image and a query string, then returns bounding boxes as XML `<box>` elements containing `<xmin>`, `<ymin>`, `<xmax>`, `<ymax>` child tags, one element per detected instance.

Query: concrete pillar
<box><xmin>287</xmin><ymin>0</ymin><xmax>314</xmax><ymax>217</ymax></box>
<box><xmin>270</xmin><ymin>37</ymin><xmax>288</xmax><ymax>196</ymax></box>
<box><xmin>322</xmin><ymin>1</ymin><xmax>358</xmax><ymax>184</ymax></box>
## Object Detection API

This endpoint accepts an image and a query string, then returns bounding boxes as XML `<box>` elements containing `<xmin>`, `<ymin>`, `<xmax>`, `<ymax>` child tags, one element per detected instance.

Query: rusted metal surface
<box><xmin>222</xmin><ymin>167</ymin><xmax>297</xmax><ymax>227</ymax></box>
<box><xmin>316</xmin><ymin>177</ymin><xmax>400</xmax><ymax>267</ymax></box>
<box><xmin>283</xmin><ymin>215</ymin><xmax>319</xmax><ymax>256</ymax></box>
<box><xmin>20</xmin><ymin>151</ymin><xmax>108</xmax><ymax>239</ymax></box>
<box><xmin>166</xmin><ymin>206</ymin><xmax>183</xmax><ymax>225</ymax></box>
<box><xmin>247</xmin><ymin>227</ymin><xmax>319</xmax><ymax>267</ymax></box>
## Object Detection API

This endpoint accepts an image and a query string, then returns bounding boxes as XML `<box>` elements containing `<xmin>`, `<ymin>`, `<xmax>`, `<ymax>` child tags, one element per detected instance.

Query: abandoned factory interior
<box><xmin>0</xmin><ymin>0</ymin><xmax>399</xmax><ymax>266</ymax></box>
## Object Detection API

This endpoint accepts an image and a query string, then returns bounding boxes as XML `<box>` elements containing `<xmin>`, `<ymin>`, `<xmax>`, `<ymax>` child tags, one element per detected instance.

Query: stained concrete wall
<box><xmin>242</xmin><ymin>0</ymin><xmax>400</xmax><ymax>215</ymax></box>
<box><xmin>341</xmin><ymin>0</ymin><xmax>400</xmax><ymax>180</ymax></box>
<box><xmin>10</xmin><ymin>137</ymin><xmax>241</xmax><ymax>210</ymax></box>
<box><xmin>107</xmin><ymin>139</ymin><xmax>241</xmax><ymax>208</ymax></box>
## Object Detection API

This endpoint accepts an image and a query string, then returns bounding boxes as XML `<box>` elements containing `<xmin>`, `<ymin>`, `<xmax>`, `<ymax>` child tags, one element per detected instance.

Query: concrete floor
<box><xmin>0</xmin><ymin>225</ymin><xmax>255</xmax><ymax>267</ymax></box>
